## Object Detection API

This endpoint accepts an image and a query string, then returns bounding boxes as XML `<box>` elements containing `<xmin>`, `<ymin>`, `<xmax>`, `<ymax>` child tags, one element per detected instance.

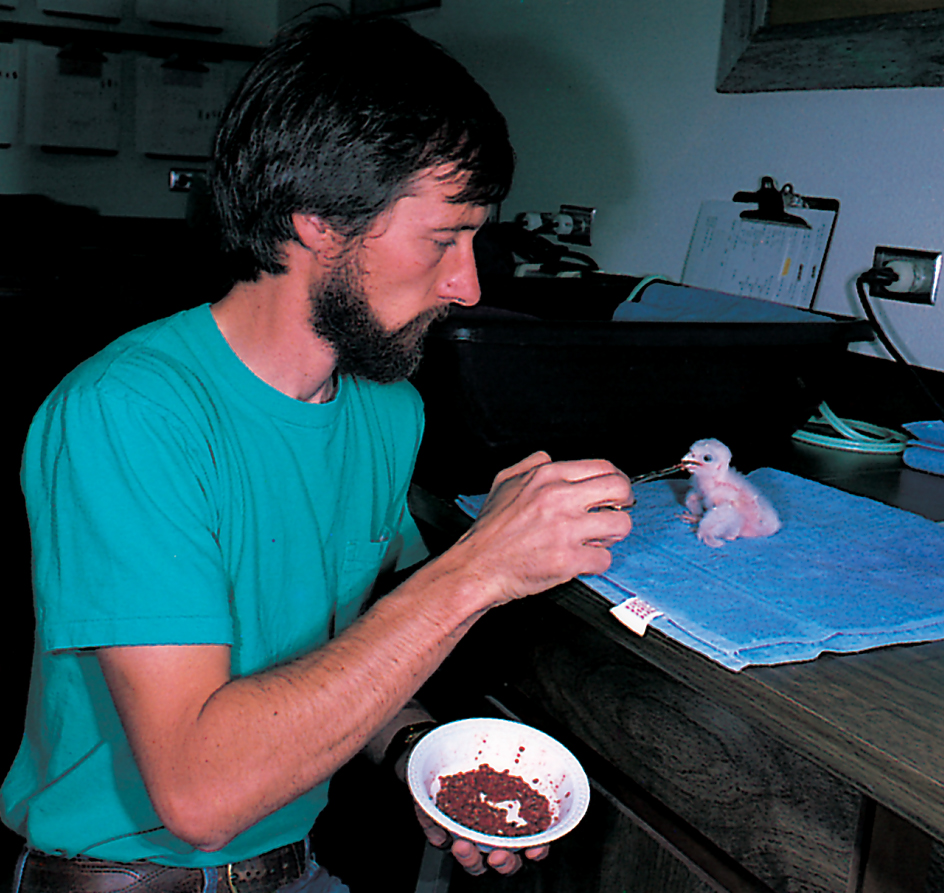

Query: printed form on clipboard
<box><xmin>681</xmin><ymin>177</ymin><xmax>839</xmax><ymax>310</ymax></box>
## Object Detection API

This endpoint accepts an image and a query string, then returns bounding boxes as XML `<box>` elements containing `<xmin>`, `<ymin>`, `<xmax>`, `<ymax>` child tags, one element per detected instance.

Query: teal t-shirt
<box><xmin>1</xmin><ymin>304</ymin><xmax>428</xmax><ymax>866</ymax></box>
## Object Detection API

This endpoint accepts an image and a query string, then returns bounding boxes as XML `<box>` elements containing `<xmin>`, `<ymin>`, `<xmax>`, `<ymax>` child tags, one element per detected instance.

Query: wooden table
<box><xmin>410</xmin><ymin>444</ymin><xmax>944</xmax><ymax>893</ymax></box>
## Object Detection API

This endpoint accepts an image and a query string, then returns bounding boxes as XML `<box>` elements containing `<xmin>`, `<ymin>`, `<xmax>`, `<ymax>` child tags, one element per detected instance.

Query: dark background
<box><xmin>3</xmin><ymin>198</ymin><xmax>228</xmax><ymax>889</ymax></box>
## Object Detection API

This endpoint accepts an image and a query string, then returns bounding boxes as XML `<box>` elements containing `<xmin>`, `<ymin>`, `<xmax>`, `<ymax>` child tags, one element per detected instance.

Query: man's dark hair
<box><xmin>211</xmin><ymin>15</ymin><xmax>515</xmax><ymax>281</ymax></box>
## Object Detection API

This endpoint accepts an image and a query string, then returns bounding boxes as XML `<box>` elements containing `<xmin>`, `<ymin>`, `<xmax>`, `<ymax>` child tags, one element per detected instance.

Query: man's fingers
<box><xmin>421</xmin><ymin>823</ymin><xmax>450</xmax><ymax>850</ymax></box>
<box><xmin>452</xmin><ymin>454</ymin><xmax>635</xmax><ymax>605</ymax></box>
<box><xmin>449</xmin><ymin>839</ymin><xmax>526</xmax><ymax>877</ymax></box>
<box><xmin>487</xmin><ymin>847</ymin><xmax>522</xmax><ymax>875</ymax></box>
<box><xmin>488</xmin><ymin>455</ymin><xmax>633</xmax><ymax>515</ymax></box>
<box><xmin>451</xmin><ymin>838</ymin><xmax>487</xmax><ymax>876</ymax></box>
<box><xmin>537</xmin><ymin>461</ymin><xmax>633</xmax><ymax>514</ymax></box>
<box><xmin>490</xmin><ymin>450</ymin><xmax>552</xmax><ymax>488</ymax></box>
<box><xmin>544</xmin><ymin>457</ymin><xmax>627</xmax><ymax>482</ymax></box>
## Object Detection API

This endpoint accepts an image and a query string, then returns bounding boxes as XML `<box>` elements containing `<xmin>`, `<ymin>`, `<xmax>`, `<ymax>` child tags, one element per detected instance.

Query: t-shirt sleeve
<box><xmin>23</xmin><ymin>381</ymin><xmax>234</xmax><ymax>652</ymax></box>
<box><xmin>393</xmin><ymin>507</ymin><xmax>429</xmax><ymax>572</ymax></box>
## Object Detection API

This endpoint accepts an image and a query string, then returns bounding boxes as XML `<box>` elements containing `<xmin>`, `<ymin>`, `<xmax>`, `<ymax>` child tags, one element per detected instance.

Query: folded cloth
<box><xmin>903</xmin><ymin>443</ymin><xmax>944</xmax><ymax>477</ymax></box>
<box><xmin>903</xmin><ymin>421</ymin><xmax>944</xmax><ymax>476</ymax></box>
<box><xmin>904</xmin><ymin>420</ymin><xmax>944</xmax><ymax>447</ymax></box>
<box><xmin>457</xmin><ymin>469</ymin><xmax>944</xmax><ymax>671</ymax></box>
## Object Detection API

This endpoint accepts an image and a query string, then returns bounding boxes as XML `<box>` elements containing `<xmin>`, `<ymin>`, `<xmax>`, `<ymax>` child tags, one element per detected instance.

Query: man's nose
<box><xmin>441</xmin><ymin>239</ymin><xmax>481</xmax><ymax>307</ymax></box>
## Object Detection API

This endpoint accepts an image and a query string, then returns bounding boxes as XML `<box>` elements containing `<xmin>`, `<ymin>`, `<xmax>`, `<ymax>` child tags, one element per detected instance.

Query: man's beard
<box><xmin>309</xmin><ymin>260</ymin><xmax>449</xmax><ymax>384</ymax></box>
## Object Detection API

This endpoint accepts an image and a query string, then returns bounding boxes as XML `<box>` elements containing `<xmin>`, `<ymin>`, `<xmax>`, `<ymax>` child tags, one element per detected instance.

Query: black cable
<box><xmin>560</xmin><ymin>248</ymin><xmax>599</xmax><ymax>272</ymax></box>
<box><xmin>285</xmin><ymin>4</ymin><xmax>348</xmax><ymax>25</ymax></box>
<box><xmin>855</xmin><ymin>269</ymin><xmax>944</xmax><ymax>424</ymax></box>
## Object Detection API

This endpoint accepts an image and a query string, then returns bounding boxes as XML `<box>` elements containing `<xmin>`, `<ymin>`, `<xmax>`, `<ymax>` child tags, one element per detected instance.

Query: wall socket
<box><xmin>555</xmin><ymin>204</ymin><xmax>595</xmax><ymax>246</ymax></box>
<box><xmin>869</xmin><ymin>246</ymin><xmax>941</xmax><ymax>305</ymax></box>
<box><xmin>168</xmin><ymin>169</ymin><xmax>207</xmax><ymax>192</ymax></box>
<box><xmin>515</xmin><ymin>205</ymin><xmax>596</xmax><ymax>246</ymax></box>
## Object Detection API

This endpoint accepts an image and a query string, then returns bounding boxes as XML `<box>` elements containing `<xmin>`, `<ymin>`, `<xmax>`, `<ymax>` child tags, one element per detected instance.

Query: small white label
<box><xmin>610</xmin><ymin>597</ymin><xmax>663</xmax><ymax>637</ymax></box>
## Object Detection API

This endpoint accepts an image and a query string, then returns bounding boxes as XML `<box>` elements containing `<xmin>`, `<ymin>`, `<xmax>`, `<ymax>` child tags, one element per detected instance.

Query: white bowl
<box><xmin>407</xmin><ymin>717</ymin><xmax>590</xmax><ymax>851</ymax></box>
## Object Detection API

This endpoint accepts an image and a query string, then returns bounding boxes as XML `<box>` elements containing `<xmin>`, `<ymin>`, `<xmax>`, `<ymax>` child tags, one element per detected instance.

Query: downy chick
<box><xmin>681</xmin><ymin>439</ymin><xmax>781</xmax><ymax>547</ymax></box>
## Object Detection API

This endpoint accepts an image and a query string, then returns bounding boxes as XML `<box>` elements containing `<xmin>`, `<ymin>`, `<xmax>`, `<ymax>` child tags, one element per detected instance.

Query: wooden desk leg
<box><xmin>848</xmin><ymin>797</ymin><xmax>932</xmax><ymax>893</ymax></box>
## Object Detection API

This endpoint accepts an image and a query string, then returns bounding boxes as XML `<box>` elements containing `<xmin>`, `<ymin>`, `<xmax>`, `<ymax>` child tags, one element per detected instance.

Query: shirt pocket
<box><xmin>335</xmin><ymin>527</ymin><xmax>393</xmax><ymax>632</ymax></box>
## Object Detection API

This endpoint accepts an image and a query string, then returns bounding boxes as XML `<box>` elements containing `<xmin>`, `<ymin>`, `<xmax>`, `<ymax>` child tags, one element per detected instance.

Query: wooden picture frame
<box><xmin>716</xmin><ymin>0</ymin><xmax>944</xmax><ymax>92</ymax></box>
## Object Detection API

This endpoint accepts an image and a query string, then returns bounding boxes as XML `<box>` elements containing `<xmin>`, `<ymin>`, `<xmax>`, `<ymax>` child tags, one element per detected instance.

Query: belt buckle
<box><xmin>225</xmin><ymin>862</ymin><xmax>240</xmax><ymax>893</ymax></box>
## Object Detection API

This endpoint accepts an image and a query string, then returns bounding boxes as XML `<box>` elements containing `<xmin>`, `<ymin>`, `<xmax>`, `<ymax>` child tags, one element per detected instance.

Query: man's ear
<box><xmin>292</xmin><ymin>212</ymin><xmax>345</xmax><ymax>258</ymax></box>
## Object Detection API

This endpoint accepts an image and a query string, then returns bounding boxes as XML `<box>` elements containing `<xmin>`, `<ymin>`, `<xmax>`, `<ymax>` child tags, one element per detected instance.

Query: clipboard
<box><xmin>681</xmin><ymin>176</ymin><xmax>840</xmax><ymax>310</ymax></box>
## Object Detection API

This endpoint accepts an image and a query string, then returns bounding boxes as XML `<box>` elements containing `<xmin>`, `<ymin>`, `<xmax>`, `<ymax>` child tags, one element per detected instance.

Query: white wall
<box><xmin>411</xmin><ymin>0</ymin><xmax>944</xmax><ymax>372</ymax></box>
<box><xmin>3</xmin><ymin>0</ymin><xmax>941</xmax><ymax>371</ymax></box>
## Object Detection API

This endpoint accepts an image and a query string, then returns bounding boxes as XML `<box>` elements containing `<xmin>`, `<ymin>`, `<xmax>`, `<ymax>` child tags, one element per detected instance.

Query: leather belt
<box><xmin>19</xmin><ymin>838</ymin><xmax>309</xmax><ymax>893</ymax></box>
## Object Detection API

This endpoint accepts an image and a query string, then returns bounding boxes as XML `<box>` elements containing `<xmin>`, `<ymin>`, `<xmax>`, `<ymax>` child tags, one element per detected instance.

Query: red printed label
<box><xmin>609</xmin><ymin>597</ymin><xmax>663</xmax><ymax>636</ymax></box>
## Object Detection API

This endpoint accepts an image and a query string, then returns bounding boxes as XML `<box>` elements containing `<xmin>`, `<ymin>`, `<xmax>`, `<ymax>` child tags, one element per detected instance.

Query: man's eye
<box><xmin>434</xmin><ymin>238</ymin><xmax>456</xmax><ymax>250</ymax></box>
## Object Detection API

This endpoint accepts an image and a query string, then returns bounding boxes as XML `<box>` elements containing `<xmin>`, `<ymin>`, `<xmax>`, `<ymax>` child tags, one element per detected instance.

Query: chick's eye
<box><xmin>703</xmin><ymin>454</ymin><xmax>713</xmax><ymax>462</ymax></box>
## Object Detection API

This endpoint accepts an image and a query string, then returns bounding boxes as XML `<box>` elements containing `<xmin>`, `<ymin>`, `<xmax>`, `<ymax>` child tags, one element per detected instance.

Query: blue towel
<box><xmin>457</xmin><ymin>469</ymin><xmax>944</xmax><ymax>671</ymax></box>
<box><xmin>905</xmin><ymin>420</ymin><xmax>944</xmax><ymax>446</ymax></box>
<box><xmin>903</xmin><ymin>421</ymin><xmax>944</xmax><ymax>476</ymax></box>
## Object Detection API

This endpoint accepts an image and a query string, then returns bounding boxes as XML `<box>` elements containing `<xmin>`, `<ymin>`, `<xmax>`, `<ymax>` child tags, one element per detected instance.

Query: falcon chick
<box><xmin>680</xmin><ymin>439</ymin><xmax>781</xmax><ymax>548</ymax></box>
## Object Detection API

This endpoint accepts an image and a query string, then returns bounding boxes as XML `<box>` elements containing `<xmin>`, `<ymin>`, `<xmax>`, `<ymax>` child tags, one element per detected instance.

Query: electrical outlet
<box><xmin>168</xmin><ymin>169</ymin><xmax>206</xmax><ymax>192</ymax></box>
<box><xmin>555</xmin><ymin>204</ymin><xmax>595</xmax><ymax>246</ymax></box>
<box><xmin>869</xmin><ymin>246</ymin><xmax>941</xmax><ymax>305</ymax></box>
<box><xmin>514</xmin><ymin>211</ymin><xmax>556</xmax><ymax>234</ymax></box>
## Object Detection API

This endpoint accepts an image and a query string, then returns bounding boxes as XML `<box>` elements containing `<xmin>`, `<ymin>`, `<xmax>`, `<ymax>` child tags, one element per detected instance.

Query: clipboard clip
<box><xmin>733</xmin><ymin>176</ymin><xmax>811</xmax><ymax>229</ymax></box>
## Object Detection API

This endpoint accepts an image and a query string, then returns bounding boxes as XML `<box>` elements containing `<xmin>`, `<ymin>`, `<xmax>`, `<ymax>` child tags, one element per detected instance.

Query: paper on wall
<box><xmin>135</xmin><ymin>55</ymin><xmax>226</xmax><ymax>158</ymax></box>
<box><xmin>25</xmin><ymin>43</ymin><xmax>120</xmax><ymax>152</ymax></box>
<box><xmin>0</xmin><ymin>44</ymin><xmax>22</xmax><ymax>146</ymax></box>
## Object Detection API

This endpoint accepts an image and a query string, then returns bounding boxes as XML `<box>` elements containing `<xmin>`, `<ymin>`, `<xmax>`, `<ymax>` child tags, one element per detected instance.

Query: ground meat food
<box><xmin>435</xmin><ymin>764</ymin><xmax>553</xmax><ymax>837</ymax></box>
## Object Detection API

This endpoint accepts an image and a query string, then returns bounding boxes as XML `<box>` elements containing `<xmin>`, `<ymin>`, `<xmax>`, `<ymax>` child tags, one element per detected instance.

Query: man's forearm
<box><xmin>99</xmin><ymin>548</ymin><xmax>492</xmax><ymax>852</ymax></box>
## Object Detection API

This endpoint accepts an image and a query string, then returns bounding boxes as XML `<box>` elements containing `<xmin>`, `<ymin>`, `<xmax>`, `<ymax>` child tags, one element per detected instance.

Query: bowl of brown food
<box><xmin>407</xmin><ymin>717</ymin><xmax>590</xmax><ymax>851</ymax></box>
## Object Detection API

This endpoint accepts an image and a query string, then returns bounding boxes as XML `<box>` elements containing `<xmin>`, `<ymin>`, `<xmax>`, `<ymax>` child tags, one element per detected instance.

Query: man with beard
<box><xmin>1</xmin><ymin>15</ymin><xmax>632</xmax><ymax>893</ymax></box>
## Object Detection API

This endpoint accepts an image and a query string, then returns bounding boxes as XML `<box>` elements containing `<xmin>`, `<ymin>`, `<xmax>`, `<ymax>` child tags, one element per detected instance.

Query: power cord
<box><xmin>854</xmin><ymin>267</ymin><xmax>944</xmax><ymax>424</ymax></box>
<box><xmin>792</xmin><ymin>265</ymin><xmax>943</xmax><ymax>453</ymax></box>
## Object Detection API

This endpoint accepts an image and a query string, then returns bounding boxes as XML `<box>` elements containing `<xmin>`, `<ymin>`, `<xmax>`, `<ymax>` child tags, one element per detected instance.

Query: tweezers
<box><xmin>630</xmin><ymin>463</ymin><xmax>685</xmax><ymax>484</ymax></box>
